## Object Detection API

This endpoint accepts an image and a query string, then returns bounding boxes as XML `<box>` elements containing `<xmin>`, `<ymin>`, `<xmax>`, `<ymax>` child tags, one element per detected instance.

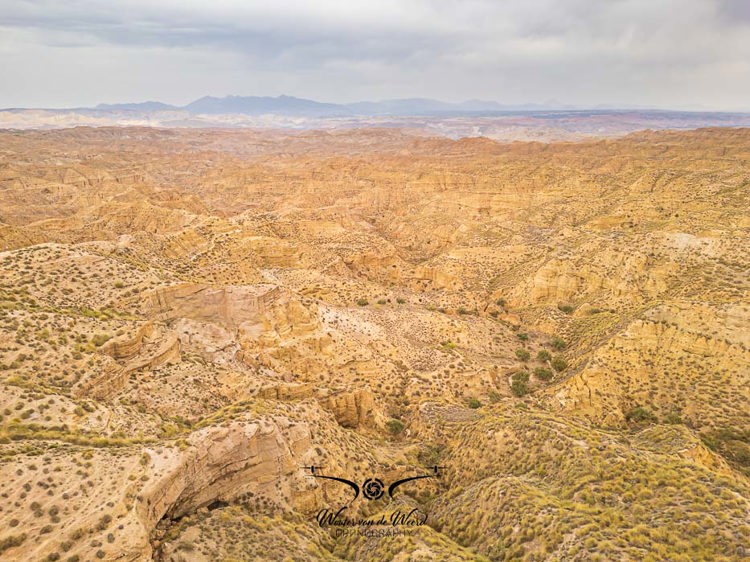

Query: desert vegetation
<box><xmin>0</xmin><ymin>126</ymin><xmax>747</xmax><ymax>561</ymax></box>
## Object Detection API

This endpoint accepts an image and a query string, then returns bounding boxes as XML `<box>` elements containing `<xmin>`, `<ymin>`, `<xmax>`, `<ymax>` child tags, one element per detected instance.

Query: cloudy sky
<box><xmin>1</xmin><ymin>0</ymin><xmax>749</xmax><ymax>110</ymax></box>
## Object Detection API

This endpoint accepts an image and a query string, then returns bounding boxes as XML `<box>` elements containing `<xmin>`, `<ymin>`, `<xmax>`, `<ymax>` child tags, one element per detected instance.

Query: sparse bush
<box><xmin>551</xmin><ymin>356</ymin><xmax>568</xmax><ymax>372</ymax></box>
<box><xmin>385</xmin><ymin>419</ymin><xmax>405</xmax><ymax>435</ymax></box>
<box><xmin>356</xmin><ymin>298</ymin><xmax>369</xmax><ymax>306</ymax></box>
<box><xmin>550</xmin><ymin>336</ymin><xmax>566</xmax><ymax>350</ymax></box>
<box><xmin>625</xmin><ymin>406</ymin><xmax>656</xmax><ymax>424</ymax></box>
<box><xmin>515</xmin><ymin>348</ymin><xmax>530</xmax><ymax>362</ymax></box>
<box><xmin>511</xmin><ymin>371</ymin><xmax>530</xmax><ymax>397</ymax></box>
<box><xmin>558</xmin><ymin>303</ymin><xmax>574</xmax><ymax>314</ymax></box>
<box><xmin>534</xmin><ymin>367</ymin><xmax>553</xmax><ymax>381</ymax></box>
<box><xmin>0</xmin><ymin>534</ymin><xmax>26</xmax><ymax>554</ymax></box>
<box><xmin>96</xmin><ymin>514</ymin><xmax>112</xmax><ymax>531</ymax></box>
<box><xmin>90</xmin><ymin>334</ymin><xmax>111</xmax><ymax>347</ymax></box>
<box><xmin>511</xmin><ymin>379</ymin><xmax>528</xmax><ymax>397</ymax></box>
<box><xmin>467</xmin><ymin>398</ymin><xmax>482</xmax><ymax>409</ymax></box>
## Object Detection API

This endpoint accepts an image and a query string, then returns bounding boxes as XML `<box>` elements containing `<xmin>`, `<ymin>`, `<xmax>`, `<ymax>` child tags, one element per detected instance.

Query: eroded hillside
<box><xmin>0</xmin><ymin>127</ymin><xmax>748</xmax><ymax>561</ymax></box>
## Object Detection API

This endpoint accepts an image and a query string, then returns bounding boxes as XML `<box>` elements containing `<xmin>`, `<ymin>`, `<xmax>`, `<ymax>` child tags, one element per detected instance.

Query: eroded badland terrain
<box><xmin>0</xmin><ymin>126</ymin><xmax>748</xmax><ymax>561</ymax></box>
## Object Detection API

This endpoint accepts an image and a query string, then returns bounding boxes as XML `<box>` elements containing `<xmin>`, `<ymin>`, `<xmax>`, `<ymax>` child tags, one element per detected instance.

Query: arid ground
<box><xmin>0</xmin><ymin>126</ymin><xmax>748</xmax><ymax>561</ymax></box>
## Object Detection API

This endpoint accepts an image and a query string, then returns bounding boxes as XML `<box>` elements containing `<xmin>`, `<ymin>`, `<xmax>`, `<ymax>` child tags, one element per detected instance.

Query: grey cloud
<box><xmin>0</xmin><ymin>0</ymin><xmax>748</xmax><ymax>109</ymax></box>
<box><xmin>718</xmin><ymin>0</ymin><xmax>750</xmax><ymax>22</ymax></box>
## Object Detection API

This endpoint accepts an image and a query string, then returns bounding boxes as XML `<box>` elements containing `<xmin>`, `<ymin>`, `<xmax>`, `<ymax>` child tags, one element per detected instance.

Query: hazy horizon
<box><xmin>4</xmin><ymin>93</ymin><xmax>750</xmax><ymax>114</ymax></box>
<box><xmin>5</xmin><ymin>94</ymin><xmax>750</xmax><ymax>114</ymax></box>
<box><xmin>2</xmin><ymin>0</ymin><xmax>750</xmax><ymax>112</ymax></box>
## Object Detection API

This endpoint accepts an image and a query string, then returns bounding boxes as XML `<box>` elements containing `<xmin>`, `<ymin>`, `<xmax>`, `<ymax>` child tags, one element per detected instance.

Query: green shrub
<box><xmin>356</xmin><ymin>298</ymin><xmax>369</xmax><ymax>306</ymax></box>
<box><xmin>725</xmin><ymin>440</ymin><xmax>750</xmax><ymax>466</ymax></box>
<box><xmin>511</xmin><ymin>371</ymin><xmax>530</xmax><ymax>397</ymax></box>
<box><xmin>511</xmin><ymin>379</ymin><xmax>529</xmax><ymax>397</ymax></box>
<box><xmin>515</xmin><ymin>348</ymin><xmax>530</xmax><ymax>361</ymax></box>
<box><xmin>558</xmin><ymin>303</ymin><xmax>574</xmax><ymax>314</ymax></box>
<box><xmin>385</xmin><ymin>419</ymin><xmax>405</xmax><ymax>435</ymax></box>
<box><xmin>550</xmin><ymin>336</ymin><xmax>566</xmax><ymax>350</ymax></box>
<box><xmin>700</xmin><ymin>428</ymin><xmax>750</xmax><ymax>471</ymax></box>
<box><xmin>534</xmin><ymin>367</ymin><xmax>553</xmax><ymax>381</ymax></box>
<box><xmin>625</xmin><ymin>406</ymin><xmax>656</xmax><ymax>424</ymax></box>
<box><xmin>0</xmin><ymin>533</ymin><xmax>26</xmax><ymax>554</ymax></box>
<box><xmin>96</xmin><ymin>514</ymin><xmax>113</xmax><ymax>531</ymax></box>
<box><xmin>91</xmin><ymin>333</ymin><xmax>111</xmax><ymax>347</ymax></box>
<box><xmin>551</xmin><ymin>356</ymin><xmax>568</xmax><ymax>372</ymax></box>
<box><xmin>467</xmin><ymin>398</ymin><xmax>482</xmax><ymax>409</ymax></box>
<box><xmin>517</xmin><ymin>332</ymin><xmax>529</xmax><ymax>341</ymax></box>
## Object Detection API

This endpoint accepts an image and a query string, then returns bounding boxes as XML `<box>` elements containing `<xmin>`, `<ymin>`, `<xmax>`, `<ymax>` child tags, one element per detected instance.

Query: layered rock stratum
<box><xmin>0</xmin><ymin>126</ymin><xmax>748</xmax><ymax>561</ymax></box>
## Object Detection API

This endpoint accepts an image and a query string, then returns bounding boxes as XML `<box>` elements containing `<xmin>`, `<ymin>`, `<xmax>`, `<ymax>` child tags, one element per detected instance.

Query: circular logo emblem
<box><xmin>362</xmin><ymin>478</ymin><xmax>384</xmax><ymax>500</ymax></box>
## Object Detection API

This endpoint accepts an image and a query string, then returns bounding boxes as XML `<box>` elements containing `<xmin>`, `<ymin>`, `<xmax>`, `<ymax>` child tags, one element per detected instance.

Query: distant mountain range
<box><xmin>3</xmin><ymin>95</ymin><xmax>748</xmax><ymax>133</ymax></box>
<box><xmin>84</xmin><ymin>95</ymin><xmax>576</xmax><ymax>117</ymax></box>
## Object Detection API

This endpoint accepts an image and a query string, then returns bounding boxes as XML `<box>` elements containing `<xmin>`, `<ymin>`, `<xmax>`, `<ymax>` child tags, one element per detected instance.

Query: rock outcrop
<box><xmin>320</xmin><ymin>387</ymin><xmax>383</xmax><ymax>429</ymax></box>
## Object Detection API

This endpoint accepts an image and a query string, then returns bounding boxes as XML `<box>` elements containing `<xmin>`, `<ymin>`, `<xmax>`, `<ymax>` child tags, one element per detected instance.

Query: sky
<box><xmin>1</xmin><ymin>0</ymin><xmax>749</xmax><ymax>110</ymax></box>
